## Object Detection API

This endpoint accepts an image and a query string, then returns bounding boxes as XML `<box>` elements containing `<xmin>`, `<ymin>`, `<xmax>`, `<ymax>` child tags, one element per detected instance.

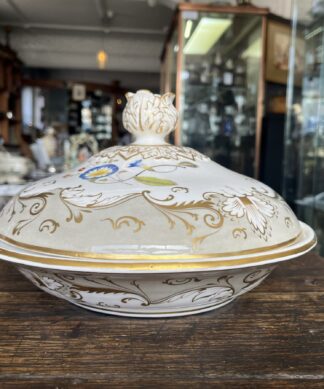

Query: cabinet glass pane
<box><xmin>284</xmin><ymin>0</ymin><xmax>324</xmax><ymax>255</ymax></box>
<box><xmin>163</xmin><ymin>29</ymin><xmax>178</xmax><ymax>144</ymax></box>
<box><xmin>162</xmin><ymin>30</ymin><xmax>178</xmax><ymax>95</ymax></box>
<box><xmin>180</xmin><ymin>11</ymin><xmax>262</xmax><ymax>177</ymax></box>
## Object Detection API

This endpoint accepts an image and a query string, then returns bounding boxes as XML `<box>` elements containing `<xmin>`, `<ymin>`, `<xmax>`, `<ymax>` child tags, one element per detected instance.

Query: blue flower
<box><xmin>128</xmin><ymin>159</ymin><xmax>143</xmax><ymax>168</ymax></box>
<box><xmin>80</xmin><ymin>164</ymin><xmax>118</xmax><ymax>180</ymax></box>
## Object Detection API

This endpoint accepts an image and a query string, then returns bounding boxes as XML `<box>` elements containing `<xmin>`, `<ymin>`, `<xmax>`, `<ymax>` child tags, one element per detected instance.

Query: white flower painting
<box><xmin>215</xmin><ymin>185</ymin><xmax>276</xmax><ymax>237</ymax></box>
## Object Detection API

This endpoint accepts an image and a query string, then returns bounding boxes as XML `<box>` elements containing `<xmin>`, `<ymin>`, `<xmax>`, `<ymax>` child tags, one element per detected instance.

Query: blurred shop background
<box><xmin>0</xmin><ymin>0</ymin><xmax>323</xmax><ymax>254</ymax></box>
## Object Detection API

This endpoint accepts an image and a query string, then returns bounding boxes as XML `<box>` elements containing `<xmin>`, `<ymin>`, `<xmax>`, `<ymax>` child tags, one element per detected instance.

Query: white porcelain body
<box><xmin>0</xmin><ymin>145</ymin><xmax>302</xmax><ymax>256</ymax></box>
<box><xmin>18</xmin><ymin>264</ymin><xmax>275</xmax><ymax>317</ymax></box>
<box><xmin>0</xmin><ymin>219</ymin><xmax>315</xmax><ymax>317</ymax></box>
<box><xmin>0</xmin><ymin>90</ymin><xmax>302</xmax><ymax>257</ymax></box>
<box><xmin>0</xmin><ymin>90</ymin><xmax>317</xmax><ymax>318</ymax></box>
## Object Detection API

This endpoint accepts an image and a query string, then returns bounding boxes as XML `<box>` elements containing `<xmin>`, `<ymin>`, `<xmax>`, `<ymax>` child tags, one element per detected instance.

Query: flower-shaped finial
<box><xmin>122</xmin><ymin>89</ymin><xmax>178</xmax><ymax>144</ymax></box>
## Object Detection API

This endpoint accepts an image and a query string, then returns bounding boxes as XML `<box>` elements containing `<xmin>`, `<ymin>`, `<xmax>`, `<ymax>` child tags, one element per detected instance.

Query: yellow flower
<box><xmin>87</xmin><ymin>168</ymin><xmax>111</xmax><ymax>178</ymax></box>
<box><xmin>80</xmin><ymin>164</ymin><xmax>119</xmax><ymax>181</ymax></box>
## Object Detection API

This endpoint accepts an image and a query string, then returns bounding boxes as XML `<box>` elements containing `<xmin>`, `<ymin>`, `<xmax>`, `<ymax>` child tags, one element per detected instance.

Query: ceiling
<box><xmin>0</xmin><ymin>0</ymin><xmax>176</xmax><ymax>73</ymax></box>
<box><xmin>0</xmin><ymin>0</ymin><xmax>309</xmax><ymax>78</ymax></box>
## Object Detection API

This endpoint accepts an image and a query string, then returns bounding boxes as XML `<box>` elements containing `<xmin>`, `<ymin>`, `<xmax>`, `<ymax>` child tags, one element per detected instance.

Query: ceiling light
<box><xmin>97</xmin><ymin>50</ymin><xmax>108</xmax><ymax>69</ymax></box>
<box><xmin>184</xmin><ymin>20</ymin><xmax>193</xmax><ymax>39</ymax></box>
<box><xmin>184</xmin><ymin>17</ymin><xmax>232</xmax><ymax>55</ymax></box>
<box><xmin>106</xmin><ymin>9</ymin><xmax>114</xmax><ymax>19</ymax></box>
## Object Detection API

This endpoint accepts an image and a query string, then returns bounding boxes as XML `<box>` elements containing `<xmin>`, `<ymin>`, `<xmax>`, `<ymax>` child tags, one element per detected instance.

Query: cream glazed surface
<box><xmin>18</xmin><ymin>264</ymin><xmax>275</xmax><ymax>317</ymax></box>
<box><xmin>0</xmin><ymin>90</ymin><xmax>300</xmax><ymax>257</ymax></box>
<box><xmin>0</xmin><ymin>89</ymin><xmax>316</xmax><ymax>318</ymax></box>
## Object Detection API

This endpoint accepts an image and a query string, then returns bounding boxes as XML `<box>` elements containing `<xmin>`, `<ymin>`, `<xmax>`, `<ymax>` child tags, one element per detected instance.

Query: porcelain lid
<box><xmin>0</xmin><ymin>90</ymin><xmax>302</xmax><ymax>260</ymax></box>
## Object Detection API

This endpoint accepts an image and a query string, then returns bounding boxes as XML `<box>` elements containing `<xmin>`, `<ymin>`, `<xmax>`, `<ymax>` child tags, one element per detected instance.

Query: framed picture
<box><xmin>266</xmin><ymin>20</ymin><xmax>304</xmax><ymax>85</ymax></box>
<box><xmin>72</xmin><ymin>83</ymin><xmax>86</xmax><ymax>101</ymax></box>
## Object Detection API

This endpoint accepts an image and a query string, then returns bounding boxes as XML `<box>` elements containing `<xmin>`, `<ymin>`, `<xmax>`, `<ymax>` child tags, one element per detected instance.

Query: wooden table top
<box><xmin>0</xmin><ymin>252</ymin><xmax>324</xmax><ymax>388</ymax></box>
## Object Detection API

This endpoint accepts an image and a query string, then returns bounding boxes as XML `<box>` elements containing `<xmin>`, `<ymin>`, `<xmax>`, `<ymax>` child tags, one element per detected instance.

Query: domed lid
<box><xmin>0</xmin><ymin>90</ymin><xmax>312</xmax><ymax>269</ymax></box>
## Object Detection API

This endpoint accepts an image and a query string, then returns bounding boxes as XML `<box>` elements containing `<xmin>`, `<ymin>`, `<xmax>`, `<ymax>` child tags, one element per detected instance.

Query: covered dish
<box><xmin>0</xmin><ymin>90</ymin><xmax>316</xmax><ymax>317</ymax></box>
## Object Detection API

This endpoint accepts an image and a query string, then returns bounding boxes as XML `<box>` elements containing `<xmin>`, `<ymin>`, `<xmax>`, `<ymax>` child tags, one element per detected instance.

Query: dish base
<box><xmin>17</xmin><ymin>264</ymin><xmax>276</xmax><ymax>318</ymax></box>
<box><xmin>70</xmin><ymin>298</ymin><xmax>236</xmax><ymax>318</ymax></box>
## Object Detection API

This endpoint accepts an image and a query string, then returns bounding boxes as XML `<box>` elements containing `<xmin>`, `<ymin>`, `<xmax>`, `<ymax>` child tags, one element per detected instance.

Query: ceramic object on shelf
<box><xmin>0</xmin><ymin>142</ymin><xmax>34</xmax><ymax>184</ymax></box>
<box><xmin>0</xmin><ymin>90</ymin><xmax>316</xmax><ymax>317</ymax></box>
<box><xmin>64</xmin><ymin>132</ymin><xmax>98</xmax><ymax>169</ymax></box>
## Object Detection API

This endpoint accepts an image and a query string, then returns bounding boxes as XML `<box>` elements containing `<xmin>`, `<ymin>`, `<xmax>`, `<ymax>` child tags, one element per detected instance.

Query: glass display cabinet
<box><xmin>283</xmin><ymin>0</ymin><xmax>324</xmax><ymax>255</ymax></box>
<box><xmin>161</xmin><ymin>3</ymin><xmax>270</xmax><ymax>178</ymax></box>
<box><xmin>21</xmin><ymin>80</ymin><xmax>125</xmax><ymax>149</ymax></box>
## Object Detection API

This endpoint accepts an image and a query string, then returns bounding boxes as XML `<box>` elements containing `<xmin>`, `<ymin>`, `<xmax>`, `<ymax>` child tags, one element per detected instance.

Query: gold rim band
<box><xmin>0</xmin><ymin>232</ymin><xmax>302</xmax><ymax>261</ymax></box>
<box><xmin>0</xmin><ymin>237</ymin><xmax>316</xmax><ymax>271</ymax></box>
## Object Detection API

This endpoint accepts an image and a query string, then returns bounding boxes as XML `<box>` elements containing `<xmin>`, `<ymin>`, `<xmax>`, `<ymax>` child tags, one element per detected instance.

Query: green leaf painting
<box><xmin>135</xmin><ymin>176</ymin><xmax>177</xmax><ymax>186</ymax></box>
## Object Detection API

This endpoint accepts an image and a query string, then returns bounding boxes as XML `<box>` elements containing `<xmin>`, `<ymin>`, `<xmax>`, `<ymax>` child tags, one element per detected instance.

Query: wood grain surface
<box><xmin>0</xmin><ymin>253</ymin><xmax>324</xmax><ymax>388</ymax></box>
